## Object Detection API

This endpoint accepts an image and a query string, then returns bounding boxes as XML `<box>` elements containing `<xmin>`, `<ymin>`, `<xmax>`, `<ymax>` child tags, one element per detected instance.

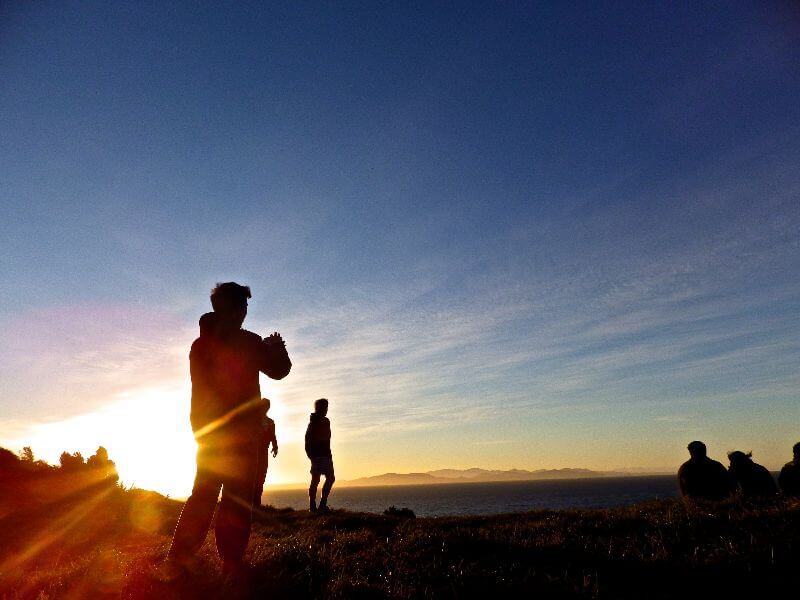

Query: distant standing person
<box><xmin>728</xmin><ymin>451</ymin><xmax>777</xmax><ymax>500</ymax></box>
<box><xmin>165</xmin><ymin>282</ymin><xmax>291</xmax><ymax>576</ymax></box>
<box><xmin>778</xmin><ymin>442</ymin><xmax>800</xmax><ymax>497</ymax></box>
<box><xmin>253</xmin><ymin>398</ymin><xmax>279</xmax><ymax>507</ymax></box>
<box><xmin>306</xmin><ymin>398</ymin><xmax>335</xmax><ymax>512</ymax></box>
<box><xmin>678</xmin><ymin>441</ymin><xmax>731</xmax><ymax>501</ymax></box>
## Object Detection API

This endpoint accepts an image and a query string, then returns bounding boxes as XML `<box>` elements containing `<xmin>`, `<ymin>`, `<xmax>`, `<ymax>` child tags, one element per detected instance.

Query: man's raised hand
<box><xmin>264</xmin><ymin>332</ymin><xmax>285</xmax><ymax>345</ymax></box>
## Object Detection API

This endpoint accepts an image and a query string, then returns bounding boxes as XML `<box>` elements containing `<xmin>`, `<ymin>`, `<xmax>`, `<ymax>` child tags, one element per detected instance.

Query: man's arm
<box><xmin>677</xmin><ymin>464</ymin><xmax>688</xmax><ymax>497</ymax></box>
<box><xmin>778</xmin><ymin>465</ymin><xmax>789</xmax><ymax>491</ymax></box>
<box><xmin>305</xmin><ymin>422</ymin><xmax>313</xmax><ymax>459</ymax></box>
<box><xmin>723</xmin><ymin>466</ymin><xmax>737</xmax><ymax>495</ymax></box>
<box><xmin>268</xmin><ymin>419</ymin><xmax>278</xmax><ymax>457</ymax></box>
<box><xmin>188</xmin><ymin>340</ymin><xmax>213</xmax><ymax>433</ymax></box>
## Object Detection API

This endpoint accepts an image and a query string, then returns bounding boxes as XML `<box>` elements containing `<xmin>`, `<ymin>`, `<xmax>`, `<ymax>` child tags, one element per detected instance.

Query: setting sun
<box><xmin>15</xmin><ymin>382</ymin><xmax>301</xmax><ymax>498</ymax></box>
<box><xmin>21</xmin><ymin>385</ymin><xmax>197</xmax><ymax>498</ymax></box>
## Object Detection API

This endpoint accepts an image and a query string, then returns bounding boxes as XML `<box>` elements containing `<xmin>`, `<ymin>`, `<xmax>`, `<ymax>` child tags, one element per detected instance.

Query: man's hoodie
<box><xmin>305</xmin><ymin>413</ymin><xmax>331</xmax><ymax>459</ymax></box>
<box><xmin>190</xmin><ymin>312</ymin><xmax>291</xmax><ymax>439</ymax></box>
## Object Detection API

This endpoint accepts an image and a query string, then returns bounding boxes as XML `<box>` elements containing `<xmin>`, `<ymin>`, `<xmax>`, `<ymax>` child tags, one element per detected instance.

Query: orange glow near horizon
<box><xmin>11</xmin><ymin>383</ymin><xmax>301</xmax><ymax>498</ymax></box>
<box><xmin>19</xmin><ymin>386</ymin><xmax>198</xmax><ymax>497</ymax></box>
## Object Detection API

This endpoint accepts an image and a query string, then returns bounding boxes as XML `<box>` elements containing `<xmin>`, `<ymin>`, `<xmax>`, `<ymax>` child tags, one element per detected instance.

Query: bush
<box><xmin>384</xmin><ymin>505</ymin><xmax>416</xmax><ymax>518</ymax></box>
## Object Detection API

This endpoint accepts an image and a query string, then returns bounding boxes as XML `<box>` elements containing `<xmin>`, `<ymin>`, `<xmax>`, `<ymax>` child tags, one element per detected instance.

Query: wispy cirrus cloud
<box><xmin>254</xmin><ymin>173</ymin><xmax>800</xmax><ymax>444</ymax></box>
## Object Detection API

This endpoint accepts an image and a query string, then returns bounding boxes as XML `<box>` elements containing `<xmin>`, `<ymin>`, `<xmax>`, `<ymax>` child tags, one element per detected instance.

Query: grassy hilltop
<box><xmin>1</xmin><ymin>478</ymin><xmax>800</xmax><ymax>599</ymax></box>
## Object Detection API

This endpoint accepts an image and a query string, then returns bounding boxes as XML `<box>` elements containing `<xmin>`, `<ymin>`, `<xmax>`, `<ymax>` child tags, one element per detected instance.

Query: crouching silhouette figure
<box><xmin>727</xmin><ymin>450</ymin><xmax>777</xmax><ymax>500</ymax></box>
<box><xmin>678</xmin><ymin>441</ymin><xmax>732</xmax><ymax>501</ymax></box>
<box><xmin>165</xmin><ymin>283</ymin><xmax>291</xmax><ymax>577</ymax></box>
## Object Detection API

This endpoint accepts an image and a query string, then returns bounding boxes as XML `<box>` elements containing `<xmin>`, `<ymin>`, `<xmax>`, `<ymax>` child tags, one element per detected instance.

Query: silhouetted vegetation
<box><xmin>383</xmin><ymin>506</ymin><xmax>416</xmax><ymax>519</ymax></box>
<box><xmin>0</xmin><ymin>445</ymin><xmax>118</xmax><ymax>518</ymax></box>
<box><xmin>1</xmin><ymin>448</ymin><xmax>799</xmax><ymax>598</ymax></box>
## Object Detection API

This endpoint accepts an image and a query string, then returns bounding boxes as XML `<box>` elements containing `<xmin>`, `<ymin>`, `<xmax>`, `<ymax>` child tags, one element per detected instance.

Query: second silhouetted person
<box><xmin>678</xmin><ymin>441</ymin><xmax>731</xmax><ymax>501</ymax></box>
<box><xmin>778</xmin><ymin>442</ymin><xmax>800</xmax><ymax>497</ymax></box>
<box><xmin>253</xmin><ymin>397</ymin><xmax>278</xmax><ymax>508</ymax></box>
<box><xmin>728</xmin><ymin>451</ymin><xmax>777</xmax><ymax>500</ymax></box>
<box><xmin>306</xmin><ymin>398</ymin><xmax>335</xmax><ymax>512</ymax></box>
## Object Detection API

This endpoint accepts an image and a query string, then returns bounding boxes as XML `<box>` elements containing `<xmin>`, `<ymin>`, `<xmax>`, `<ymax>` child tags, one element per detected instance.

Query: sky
<box><xmin>1</xmin><ymin>1</ymin><xmax>799</xmax><ymax>495</ymax></box>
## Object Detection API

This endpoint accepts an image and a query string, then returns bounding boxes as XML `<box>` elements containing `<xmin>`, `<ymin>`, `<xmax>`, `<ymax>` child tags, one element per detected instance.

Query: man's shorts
<box><xmin>310</xmin><ymin>456</ymin><xmax>335</xmax><ymax>478</ymax></box>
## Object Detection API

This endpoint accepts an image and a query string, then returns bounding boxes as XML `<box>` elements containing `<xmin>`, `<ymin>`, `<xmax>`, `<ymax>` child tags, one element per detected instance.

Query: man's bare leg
<box><xmin>320</xmin><ymin>473</ymin><xmax>335</xmax><ymax>511</ymax></box>
<box><xmin>309</xmin><ymin>473</ymin><xmax>320</xmax><ymax>511</ymax></box>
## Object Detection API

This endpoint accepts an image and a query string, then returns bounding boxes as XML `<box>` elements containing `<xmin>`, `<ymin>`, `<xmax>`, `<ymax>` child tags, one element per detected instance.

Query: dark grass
<box><xmin>1</xmin><ymin>483</ymin><xmax>799</xmax><ymax>599</ymax></box>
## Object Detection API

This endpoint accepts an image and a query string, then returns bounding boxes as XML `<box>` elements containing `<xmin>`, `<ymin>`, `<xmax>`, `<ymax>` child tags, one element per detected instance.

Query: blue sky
<box><xmin>1</xmin><ymin>1</ymin><xmax>799</xmax><ymax>489</ymax></box>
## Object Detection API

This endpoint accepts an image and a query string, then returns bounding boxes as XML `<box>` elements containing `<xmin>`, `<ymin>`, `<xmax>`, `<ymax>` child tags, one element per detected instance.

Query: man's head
<box><xmin>793</xmin><ymin>442</ymin><xmax>800</xmax><ymax>461</ymax></box>
<box><xmin>210</xmin><ymin>282</ymin><xmax>251</xmax><ymax>330</ymax></box>
<box><xmin>314</xmin><ymin>398</ymin><xmax>329</xmax><ymax>416</ymax></box>
<box><xmin>687</xmin><ymin>441</ymin><xmax>707</xmax><ymax>459</ymax></box>
<box><xmin>727</xmin><ymin>450</ymin><xmax>752</xmax><ymax>468</ymax></box>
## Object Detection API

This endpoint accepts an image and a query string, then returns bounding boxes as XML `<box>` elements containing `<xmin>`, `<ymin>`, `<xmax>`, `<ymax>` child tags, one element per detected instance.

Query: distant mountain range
<box><xmin>340</xmin><ymin>467</ymin><xmax>637</xmax><ymax>487</ymax></box>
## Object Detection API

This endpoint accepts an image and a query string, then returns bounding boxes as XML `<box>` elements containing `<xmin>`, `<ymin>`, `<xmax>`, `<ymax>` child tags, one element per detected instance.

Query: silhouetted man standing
<box><xmin>306</xmin><ymin>398</ymin><xmax>334</xmax><ymax>512</ymax></box>
<box><xmin>678</xmin><ymin>441</ymin><xmax>731</xmax><ymax>501</ymax></box>
<box><xmin>253</xmin><ymin>397</ymin><xmax>278</xmax><ymax>508</ymax></box>
<box><xmin>166</xmin><ymin>282</ymin><xmax>291</xmax><ymax>575</ymax></box>
<box><xmin>778</xmin><ymin>442</ymin><xmax>800</xmax><ymax>497</ymax></box>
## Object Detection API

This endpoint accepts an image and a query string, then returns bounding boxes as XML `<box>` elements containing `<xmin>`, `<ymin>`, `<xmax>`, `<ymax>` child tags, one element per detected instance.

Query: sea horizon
<box><xmin>262</xmin><ymin>469</ymin><xmax>677</xmax><ymax>492</ymax></box>
<box><xmin>255</xmin><ymin>475</ymin><xmax>684</xmax><ymax>517</ymax></box>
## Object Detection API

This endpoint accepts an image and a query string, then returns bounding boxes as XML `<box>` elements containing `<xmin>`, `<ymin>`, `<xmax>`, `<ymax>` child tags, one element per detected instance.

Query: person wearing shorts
<box><xmin>305</xmin><ymin>398</ymin><xmax>334</xmax><ymax>512</ymax></box>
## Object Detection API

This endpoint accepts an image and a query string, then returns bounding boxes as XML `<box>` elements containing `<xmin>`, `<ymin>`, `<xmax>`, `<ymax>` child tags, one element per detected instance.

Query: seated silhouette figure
<box><xmin>778</xmin><ymin>442</ymin><xmax>800</xmax><ymax>497</ymax></box>
<box><xmin>727</xmin><ymin>451</ymin><xmax>777</xmax><ymax>500</ymax></box>
<box><xmin>678</xmin><ymin>441</ymin><xmax>731</xmax><ymax>501</ymax></box>
<box><xmin>165</xmin><ymin>282</ymin><xmax>291</xmax><ymax>576</ymax></box>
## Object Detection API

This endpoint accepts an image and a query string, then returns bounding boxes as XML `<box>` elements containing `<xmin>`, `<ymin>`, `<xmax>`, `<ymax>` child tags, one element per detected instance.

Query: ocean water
<box><xmin>262</xmin><ymin>475</ymin><xmax>679</xmax><ymax>517</ymax></box>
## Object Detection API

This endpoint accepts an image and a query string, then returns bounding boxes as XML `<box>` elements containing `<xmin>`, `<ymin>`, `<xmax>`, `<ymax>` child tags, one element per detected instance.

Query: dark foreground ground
<box><xmin>1</xmin><ymin>481</ymin><xmax>799</xmax><ymax>599</ymax></box>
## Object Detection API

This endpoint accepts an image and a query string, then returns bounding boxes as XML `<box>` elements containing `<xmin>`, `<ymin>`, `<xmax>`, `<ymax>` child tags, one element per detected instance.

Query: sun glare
<box><xmin>23</xmin><ymin>385</ymin><xmax>198</xmax><ymax>498</ymax></box>
<box><xmin>16</xmin><ymin>380</ymin><xmax>301</xmax><ymax>497</ymax></box>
